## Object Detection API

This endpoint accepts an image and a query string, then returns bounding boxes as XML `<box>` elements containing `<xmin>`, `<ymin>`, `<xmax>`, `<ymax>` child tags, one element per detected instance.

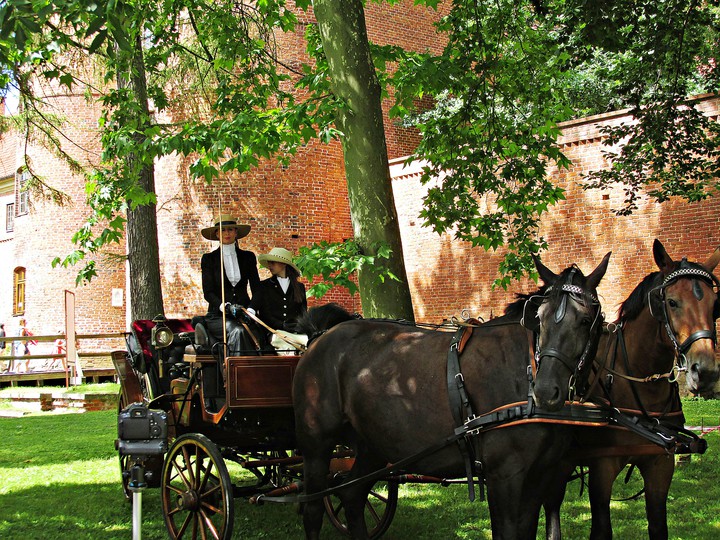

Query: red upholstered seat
<box><xmin>131</xmin><ymin>319</ymin><xmax>194</xmax><ymax>363</ymax></box>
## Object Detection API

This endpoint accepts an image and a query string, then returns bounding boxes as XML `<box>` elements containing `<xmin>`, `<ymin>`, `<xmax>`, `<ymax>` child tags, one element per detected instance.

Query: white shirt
<box><xmin>222</xmin><ymin>244</ymin><xmax>241</xmax><ymax>286</ymax></box>
<box><xmin>277</xmin><ymin>276</ymin><xmax>290</xmax><ymax>294</ymax></box>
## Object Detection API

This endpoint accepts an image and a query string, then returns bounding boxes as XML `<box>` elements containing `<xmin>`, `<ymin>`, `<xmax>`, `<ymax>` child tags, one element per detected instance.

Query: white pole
<box><xmin>132</xmin><ymin>490</ymin><xmax>142</xmax><ymax>540</ymax></box>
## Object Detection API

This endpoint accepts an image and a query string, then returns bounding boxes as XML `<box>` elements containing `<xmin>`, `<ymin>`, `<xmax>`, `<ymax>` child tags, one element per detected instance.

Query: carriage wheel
<box><xmin>161</xmin><ymin>433</ymin><xmax>234</xmax><ymax>540</ymax></box>
<box><xmin>323</xmin><ymin>479</ymin><xmax>399</xmax><ymax>539</ymax></box>
<box><xmin>118</xmin><ymin>393</ymin><xmax>162</xmax><ymax>500</ymax></box>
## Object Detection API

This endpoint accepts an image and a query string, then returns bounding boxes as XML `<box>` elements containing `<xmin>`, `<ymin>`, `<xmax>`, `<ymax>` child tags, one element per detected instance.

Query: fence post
<box><xmin>65</xmin><ymin>290</ymin><xmax>83</xmax><ymax>385</ymax></box>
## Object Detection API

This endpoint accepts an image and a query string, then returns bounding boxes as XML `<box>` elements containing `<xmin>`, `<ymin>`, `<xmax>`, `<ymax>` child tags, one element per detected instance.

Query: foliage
<box><xmin>0</xmin><ymin>1</ymin><xmax>339</xmax><ymax>284</ymax></box>
<box><xmin>295</xmin><ymin>239</ymin><xmax>399</xmax><ymax>299</ymax></box>
<box><xmin>394</xmin><ymin>0</ymin><xmax>720</xmax><ymax>286</ymax></box>
<box><xmin>0</xmin><ymin>0</ymin><xmax>719</xmax><ymax>292</ymax></box>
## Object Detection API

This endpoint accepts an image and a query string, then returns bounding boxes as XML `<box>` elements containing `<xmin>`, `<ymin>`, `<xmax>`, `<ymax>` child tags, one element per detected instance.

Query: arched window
<box><xmin>13</xmin><ymin>267</ymin><xmax>25</xmax><ymax>315</ymax></box>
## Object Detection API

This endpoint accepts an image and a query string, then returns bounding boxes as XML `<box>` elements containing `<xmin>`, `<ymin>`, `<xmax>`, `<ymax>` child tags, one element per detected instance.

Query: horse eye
<box><xmin>668</xmin><ymin>299</ymin><xmax>679</xmax><ymax>309</ymax></box>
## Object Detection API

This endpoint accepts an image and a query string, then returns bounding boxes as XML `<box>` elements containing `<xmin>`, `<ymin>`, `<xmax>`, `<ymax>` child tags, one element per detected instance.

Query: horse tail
<box><xmin>296</xmin><ymin>303</ymin><xmax>358</xmax><ymax>341</ymax></box>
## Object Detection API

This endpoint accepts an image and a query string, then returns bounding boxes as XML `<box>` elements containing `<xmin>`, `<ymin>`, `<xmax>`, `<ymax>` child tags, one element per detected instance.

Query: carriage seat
<box><xmin>130</xmin><ymin>318</ymin><xmax>194</xmax><ymax>371</ymax></box>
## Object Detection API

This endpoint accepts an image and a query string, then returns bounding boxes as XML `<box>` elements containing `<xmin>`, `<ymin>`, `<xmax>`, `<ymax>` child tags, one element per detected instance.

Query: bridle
<box><xmin>522</xmin><ymin>267</ymin><xmax>604</xmax><ymax>400</ymax></box>
<box><xmin>647</xmin><ymin>259</ymin><xmax>720</xmax><ymax>372</ymax></box>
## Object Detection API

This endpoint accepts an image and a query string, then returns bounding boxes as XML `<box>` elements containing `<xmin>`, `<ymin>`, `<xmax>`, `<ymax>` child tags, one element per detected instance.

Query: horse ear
<box><xmin>653</xmin><ymin>239</ymin><xmax>674</xmax><ymax>274</ymax></box>
<box><xmin>533</xmin><ymin>254</ymin><xmax>557</xmax><ymax>285</ymax></box>
<box><xmin>702</xmin><ymin>245</ymin><xmax>720</xmax><ymax>273</ymax></box>
<box><xmin>586</xmin><ymin>251</ymin><xmax>611</xmax><ymax>291</ymax></box>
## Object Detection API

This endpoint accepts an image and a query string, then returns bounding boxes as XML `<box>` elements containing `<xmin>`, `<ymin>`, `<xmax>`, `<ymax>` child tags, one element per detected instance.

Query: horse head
<box><xmin>529</xmin><ymin>252</ymin><xmax>611</xmax><ymax>411</ymax></box>
<box><xmin>648</xmin><ymin>239</ymin><xmax>720</xmax><ymax>395</ymax></box>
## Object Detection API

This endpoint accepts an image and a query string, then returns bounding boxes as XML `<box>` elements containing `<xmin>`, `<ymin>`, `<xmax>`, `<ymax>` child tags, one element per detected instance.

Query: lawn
<box><xmin>0</xmin><ymin>398</ymin><xmax>718</xmax><ymax>539</ymax></box>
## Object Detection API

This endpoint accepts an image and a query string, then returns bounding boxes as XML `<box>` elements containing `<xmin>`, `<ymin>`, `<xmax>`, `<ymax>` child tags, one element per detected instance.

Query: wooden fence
<box><xmin>0</xmin><ymin>332</ymin><xmax>126</xmax><ymax>388</ymax></box>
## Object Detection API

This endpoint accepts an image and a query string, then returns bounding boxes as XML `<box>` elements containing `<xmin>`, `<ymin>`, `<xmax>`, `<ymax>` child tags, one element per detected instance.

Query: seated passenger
<box><xmin>200</xmin><ymin>214</ymin><xmax>260</xmax><ymax>355</ymax></box>
<box><xmin>250</xmin><ymin>247</ymin><xmax>307</xmax><ymax>340</ymax></box>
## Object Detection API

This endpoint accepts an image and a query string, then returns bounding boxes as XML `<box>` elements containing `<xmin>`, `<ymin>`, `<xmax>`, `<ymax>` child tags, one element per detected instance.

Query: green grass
<box><xmin>0</xmin><ymin>400</ymin><xmax>718</xmax><ymax>539</ymax></box>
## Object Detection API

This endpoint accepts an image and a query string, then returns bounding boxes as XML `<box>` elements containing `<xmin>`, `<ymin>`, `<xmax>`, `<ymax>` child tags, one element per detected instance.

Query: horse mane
<box><xmin>504</xmin><ymin>284</ymin><xmax>550</xmax><ymax>318</ymax></box>
<box><xmin>503</xmin><ymin>264</ymin><xmax>592</xmax><ymax>318</ymax></box>
<box><xmin>615</xmin><ymin>271</ymin><xmax>662</xmax><ymax>323</ymax></box>
<box><xmin>295</xmin><ymin>303</ymin><xmax>358</xmax><ymax>339</ymax></box>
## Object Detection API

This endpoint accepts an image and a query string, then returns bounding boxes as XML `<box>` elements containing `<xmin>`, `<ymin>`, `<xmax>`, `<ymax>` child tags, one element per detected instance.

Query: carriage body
<box><xmin>113</xmin><ymin>316</ymin><xmax>393</xmax><ymax>540</ymax></box>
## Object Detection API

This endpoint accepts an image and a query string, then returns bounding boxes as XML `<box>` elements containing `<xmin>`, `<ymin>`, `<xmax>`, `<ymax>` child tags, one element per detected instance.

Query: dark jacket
<box><xmin>250</xmin><ymin>276</ymin><xmax>307</xmax><ymax>332</ymax></box>
<box><xmin>201</xmin><ymin>245</ymin><xmax>260</xmax><ymax>315</ymax></box>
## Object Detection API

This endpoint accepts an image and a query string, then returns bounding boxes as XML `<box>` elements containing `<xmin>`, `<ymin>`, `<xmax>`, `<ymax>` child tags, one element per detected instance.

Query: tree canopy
<box><xmin>389</xmin><ymin>0</ymin><xmax>720</xmax><ymax>286</ymax></box>
<box><xmin>0</xmin><ymin>0</ymin><xmax>717</xmax><ymax>302</ymax></box>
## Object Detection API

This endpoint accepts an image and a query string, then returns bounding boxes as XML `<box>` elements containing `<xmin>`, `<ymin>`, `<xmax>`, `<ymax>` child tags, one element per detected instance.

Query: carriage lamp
<box><xmin>150</xmin><ymin>315</ymin><xmax>174</xmax><ymax>349</ymax></box>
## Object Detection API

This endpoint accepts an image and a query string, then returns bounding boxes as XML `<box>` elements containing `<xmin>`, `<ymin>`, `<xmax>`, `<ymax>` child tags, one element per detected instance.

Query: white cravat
<box><xmin>222</xmin><ymin>244</ymin><xmax>241</xmax><ymax>286</ymax></box>
<box><xmin>277</xmin><ymin>276</ymin><xmax>290</xmax><ymax>294</ymax></box>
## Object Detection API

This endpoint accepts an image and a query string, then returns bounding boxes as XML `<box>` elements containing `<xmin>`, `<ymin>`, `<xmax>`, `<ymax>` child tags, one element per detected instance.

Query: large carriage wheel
<box><xmin>323</xmin><ymin>479</ymin><xmax>399</xmax><ymax>539</ymax></box>
<box><xmin>161</xmin><ymin>433</ymin><xmax>234</xmax><ymax>540</ymax></box>
<box><xmin>117</xmin><ymin>394</ymin><xmax>162</xmax><ymax>499</ymax></box>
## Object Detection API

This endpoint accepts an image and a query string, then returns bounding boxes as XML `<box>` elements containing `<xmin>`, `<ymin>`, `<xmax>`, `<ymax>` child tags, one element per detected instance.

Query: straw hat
<box><xmin>258</xmin><ymin>247</ymin><xmax>301</xmax><ymax>275</ymax></box>
<box><xmin>201</xmin><ymin>214</ymin><xmax>251</xmax><ymax>241</ymax></box>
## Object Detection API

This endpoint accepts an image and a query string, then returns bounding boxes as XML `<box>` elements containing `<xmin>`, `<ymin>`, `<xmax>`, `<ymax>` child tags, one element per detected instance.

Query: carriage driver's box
<box><xmin>116</xmin><ymin>403</ymin><xmax>168</xmax><ymax>457</ymax></box>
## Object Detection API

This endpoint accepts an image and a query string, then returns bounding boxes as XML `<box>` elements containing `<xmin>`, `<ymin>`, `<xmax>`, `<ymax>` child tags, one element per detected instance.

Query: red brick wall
<box><xmin>391</xmin><ymin>94</ymin><xmax>720</xmax><ymax>324</ymax></box>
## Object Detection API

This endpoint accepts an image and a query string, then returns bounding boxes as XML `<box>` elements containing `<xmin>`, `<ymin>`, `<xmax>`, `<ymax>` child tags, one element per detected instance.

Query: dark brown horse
<box><xmin>544</xmin><ymin>239</ymin><xmax>720</xmax><ymax>540</ymax></box>
<box><xmin>293</xmin><ymin>253</ymin><xmax>611</xmax><ymax>539</ymax></box>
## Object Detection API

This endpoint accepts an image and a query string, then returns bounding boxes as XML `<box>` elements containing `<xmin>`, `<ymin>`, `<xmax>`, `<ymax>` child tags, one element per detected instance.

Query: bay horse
<box><xmin>543</xmin><ymin>239</ymin><xmax>720</xmax><ymax>540</ymax></box>
<box><xmin>293</xmin><ymin>252</ymin><xmax>611</xmax><ymax>539</ymax></box>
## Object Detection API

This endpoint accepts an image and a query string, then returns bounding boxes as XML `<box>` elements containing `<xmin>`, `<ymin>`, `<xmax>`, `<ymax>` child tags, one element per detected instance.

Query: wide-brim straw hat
<box><xmin>201</xmin><ymin>214</ymin><xmax>251</xmax><ymax>241</ymax></box>
<box><xmin>258</xmin><ymin>247</ymin><xmax>301</xmax><ymax>275</ymax></box>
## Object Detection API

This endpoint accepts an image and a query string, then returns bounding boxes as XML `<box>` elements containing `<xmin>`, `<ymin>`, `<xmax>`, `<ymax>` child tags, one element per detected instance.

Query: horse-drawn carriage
<box><xmin>112</xmin><ymin>241</ymin><xmax>720</xmax><ymax>540</ymax></box>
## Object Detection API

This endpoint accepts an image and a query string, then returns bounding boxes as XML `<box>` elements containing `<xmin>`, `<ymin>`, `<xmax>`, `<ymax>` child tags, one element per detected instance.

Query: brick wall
<box><xmin>391</xmin><ymin>94</ymin><xmax>720</xmax><ymax>324</ymax></box>
<box><xmin>0</xmin><ymin>2</ymin><xmax>718</xmax><ymax>354</ymax></box>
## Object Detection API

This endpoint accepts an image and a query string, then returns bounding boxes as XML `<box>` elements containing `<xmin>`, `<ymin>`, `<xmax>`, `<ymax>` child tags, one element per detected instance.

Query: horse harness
<box><xmin>446</xmin><ymin>270</ymin><xmax>606</xmax><ymax>501</ymax></box>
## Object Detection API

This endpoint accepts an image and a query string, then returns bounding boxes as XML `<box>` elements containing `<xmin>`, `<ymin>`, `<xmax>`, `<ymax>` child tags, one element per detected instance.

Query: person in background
<box><xmin>13</xmin><ymin>318</ymin><xmax>35</xmax><ymax>372</ymax></box>
<box><xmin>0</xmin><ymin>323</ymin><xmax>7</xmax><ymax>373</ymax></box>
<box><xmin>250</xmin><ymin>247</ymin><xmax>307</xmax><ymax>337</ymax></box>
<box><xmin>200</xmin><ymin>214</ymin><xmax>260</xmax><ymax>355</ymax></box>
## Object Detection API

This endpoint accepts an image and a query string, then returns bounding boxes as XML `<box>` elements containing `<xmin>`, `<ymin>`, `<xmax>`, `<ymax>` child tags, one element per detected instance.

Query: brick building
<box><xmin>0</xmin><ymin>1</ymin><xmax>445</xmax><ymax>346</ymax></box>
<box><xmin>0</xmin><ymin>2</ymin><xmax>719</xmax><ymax>363</ymax></box>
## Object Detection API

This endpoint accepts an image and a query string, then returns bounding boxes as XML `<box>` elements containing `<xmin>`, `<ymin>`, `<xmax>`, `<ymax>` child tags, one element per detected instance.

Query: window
<box><xmin>5</xmin><ymin>202</ymin><xmax>14</xmax><ymax>232</ymax></box>
<box><xmin>13</xmin><ymin>267</ymin><xmax>25</xmax><ymax>316</ymax></box>
<box><xmin>16</xmin><ymin>170</ymin><xmax>29</xmax><ymax>216</ymax></box>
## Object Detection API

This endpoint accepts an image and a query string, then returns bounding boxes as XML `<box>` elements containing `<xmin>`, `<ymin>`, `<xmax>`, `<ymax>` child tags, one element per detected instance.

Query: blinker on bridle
<box><xmin>647</xmin><ymin>260</ymin><xmax>720</xmax><ymax>373</ymax></box>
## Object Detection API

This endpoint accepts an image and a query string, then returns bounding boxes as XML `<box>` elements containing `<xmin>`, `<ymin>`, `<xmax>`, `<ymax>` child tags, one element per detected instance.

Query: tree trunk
<box><xmin>313</xmin><ymin>0</ymin><xmax>414</xmax><ymax>320</ymax></box>
<box><xmin>118</xmin><ymin>36</ymin><xmax>164</xmax><ymax>321</ymax></box>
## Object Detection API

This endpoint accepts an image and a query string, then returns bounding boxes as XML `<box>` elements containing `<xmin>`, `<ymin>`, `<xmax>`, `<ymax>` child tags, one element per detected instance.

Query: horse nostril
<box><xmin>690</xmin><ymin>363</ymin><xmax>700</xmax><ymax>374</ymax></box>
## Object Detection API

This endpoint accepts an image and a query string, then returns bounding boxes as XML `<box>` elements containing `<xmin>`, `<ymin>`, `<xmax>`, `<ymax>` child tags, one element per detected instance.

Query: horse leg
<box><xmin>588</xmin><ymin>458</ymin><xmax>625</xmax><ymax>540</ymax></box>
<box><xmin>543</xmin><ymin>461</ymin><xmax>575</xmax><ymax>540</ymax></box>
<box><xmin>637</xmin><ymin>455</ymin><xmax>674</xmax><ymax>540</ymax></box>
<box><xmin>340</xmin><ymin>448</ymin><xmax>386</xmax><ymax>539</ymax></box>
<box><xmin>300</xmin><ymin>443</ymin><xmax>332</xmax><ymax>540</ymax></box>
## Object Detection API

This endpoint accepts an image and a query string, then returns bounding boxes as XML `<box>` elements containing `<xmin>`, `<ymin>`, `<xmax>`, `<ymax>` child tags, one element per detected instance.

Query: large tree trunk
<box><xmin>118</xmin><ymin>36</ymin><xmax>164</xmax><ymax>321</ymax></box>
<box><xmin>313</xmin><ymin>0</ymin><xmax>414</xmax><ymax>320</ymax></box>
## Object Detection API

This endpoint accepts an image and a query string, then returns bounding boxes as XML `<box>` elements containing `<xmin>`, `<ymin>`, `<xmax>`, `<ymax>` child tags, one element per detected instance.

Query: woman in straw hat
<box><xmin>250</xmin><ymin>247</ymin><xmax>307</xmax><ymax>334</ymax></box>
<box><xmin>200</xmin><ymin>214</ymin><xmax>260</xmax><ymax>355</ymax></box>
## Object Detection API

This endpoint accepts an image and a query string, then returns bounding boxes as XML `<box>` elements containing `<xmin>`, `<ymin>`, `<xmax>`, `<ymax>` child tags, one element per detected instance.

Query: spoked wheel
<box><xmin>161</xmin><ymin>433</ymin><xmax>234</xmax><ymax>540</ymax></box>
<box><xmin>118</xmin><ymin>393</ymin><xmax>162</xmax><ymax>500</ymax></box>
<box><xmin>323</xmin><ymin>479</ymin><xmax>399</xmax><ymax>539</ymax></box>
